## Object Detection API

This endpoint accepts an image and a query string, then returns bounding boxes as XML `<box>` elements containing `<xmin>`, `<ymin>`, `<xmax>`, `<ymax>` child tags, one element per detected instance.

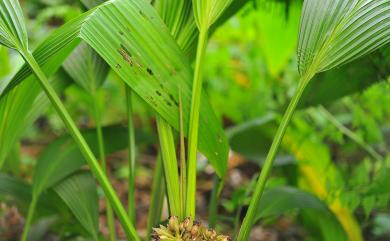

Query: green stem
<box><xmin>186</xmin><ymin>29</ymin><xmax>208</xmax><ymax>218</ymax></box>
<box><xmin>156</xmin><ymin>116</ymin><xmax>181</xmax><ymax>217</ymax></box>
<box><xmin>92</xmin><ymin>92</ymin><xmax>116</xmax><ymax>241</ymax></box>
<box><xmin>21</xmin><ymin>196</ymin><xmax>37</xmax><ymax>241</ymax></box>
<box><xmin>179</xmin><ymin>88</ymin><xmax>187</xmax><ymax>218</ymax></box>
<box><xmin>236</xmin><ymin>79</ymin><xmax>309</xmax><ymax>241</ymax></box>
<box><xmin>125</xmin><ymin>85</ymin><xmax>136</xmax><ymax>223</ymax></box>
<box><xmin>317</xmin><ymin>105</ymin><xmax>383</xmax><ymax>162</ymax></box>
<box><xmin>21</xmin><ymin>50</ymin><xmax>139</xmax><ymax>241</ymax></box>
<box><xmin>208</xmin><ymin>176</ymin><xmax>224</xmax><ymax>228</ymax></box>
<box><xmin>147</xmin><ymin>154</ymin><xmax>165</xmax><ymax>238</ymax></box>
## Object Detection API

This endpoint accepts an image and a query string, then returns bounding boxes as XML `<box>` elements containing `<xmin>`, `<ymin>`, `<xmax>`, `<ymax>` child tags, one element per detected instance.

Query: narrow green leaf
<box><xmin>156</xmin><ymin>116</ymin><xmax>181</xmax><ymax>216</ymax></box>
<box><xmin>54</xmin><ymin>172</ymin><xmax>100</xmax><ymax>241</ymax></box>
<box><xmin>298</xmin><ymin>0</ymin><xmax>390</xmax><ymax>77</ymax></box>
<box><xmin>0</xmin><ymin>0</ymin><xmax>28</xmax><ymax>50</ymax></box>
<box><xmin>146</xmin><ymin>155</ymin><xmax>165</xmax><ymax>238</ymax></box>
<box><xmin>63</xmin><ymin>42</ymin><xmax>109</xmax><ymax>92</ymax></box>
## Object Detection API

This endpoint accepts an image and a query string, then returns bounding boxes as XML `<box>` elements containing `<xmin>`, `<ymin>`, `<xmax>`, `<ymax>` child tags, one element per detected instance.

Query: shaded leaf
<box><xmin>54</xmin><ymin>172</ymin><xmax>99</xmax><ymax>241</ymax></box>
<box><xmin>33</xmin><ymin>125</ymin><xmax>149</xmax><ymax>198</ymax></box>
<box><xmin>63</xmin><ymin>42</ymin><xmax>109</xmax><ymax>92</ymax></box>
<box><xmin>257</xmin><ymin>186</ymin><xmax>348</xmax><ymax>241</ymax></box>
<box><xmin>300</xmin><ymin>46</ymin><xmax>390</xmax><ymax>108</ymax></box>
<box><xmin>0</xmin><ymin>173</ymin><xmax>61</xmax><ymax>212</ymax></box>
<box><xmin>227</xmin><ymin>115</ymin><xmax>295</xmax><ymax>166</ymax></box>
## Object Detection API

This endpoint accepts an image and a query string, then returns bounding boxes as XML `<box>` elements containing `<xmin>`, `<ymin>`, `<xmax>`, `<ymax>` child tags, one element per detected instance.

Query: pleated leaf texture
<box><xmin>54</xmin><ymin>172</ymin><xmax>99</xmax><ymax>241</ymax></box>
<box><xmin>1</xmin><ymin>0</ymin><xmax>229</xmax><ymax>177</ymax></box>
<box><xmin>193</xmin><ymin>0</ymin><xmax>233</xmax><ymax>29</ymax></box>
<box><xmin>298</xmin><ymin>0</ymin><xmax>390</xmax><ymax>77</ymax></box>
<box><xmin>63</xmin><ymin>43</ymin><xmax>109</xmax><ymax>92</ymax></box>
<box><xmin>0</xmin><ymin>0</ymin><xmax>28</xmax><ymax>50</ymax></box>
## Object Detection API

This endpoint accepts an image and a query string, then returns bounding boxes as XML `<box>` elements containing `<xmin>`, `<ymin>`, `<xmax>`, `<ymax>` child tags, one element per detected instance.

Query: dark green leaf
<box><xmin>54</xmin><ymin>172</ymin><xmax>99</xmax><ymax>241</ymax></box>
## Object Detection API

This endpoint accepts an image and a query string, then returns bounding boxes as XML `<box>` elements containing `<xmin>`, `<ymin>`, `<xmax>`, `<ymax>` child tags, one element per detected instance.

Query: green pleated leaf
<box><xmin>2</xmin><ymin>14</ymin><xmax>85</xmax><ymax>93</ymax></box>
<box><xmin>192</xmin><ymin>0</ymin><xmax>233</xmax><ymax>30</ymax></box>
<box><xmin>300</xmin><ymin>46</ymin><xmax>390</xmax><ymax>108</ymax></box>
<box><xmin>32</xmin><ymin>125</ymin><xmax>145</xmax><ymax>198</ymax></box>
<box><xmin>0</xmin><ymin>0</ymin><xmax>28</xmax><ymax>50</ymax></box>
<box><xmin>2</xmin><ymin>0</ymin><xmax>228</xmax><ymax>176</ymax></box>
<box><xmin>154</xmin><ymin>0</ymin><xmax>192</xmax><ymax>39</ymax></box>
<box><xmin>54</xmin><ymin>172</ymin><xmax>99</xmax><ymax>241</ymax></box>
<box><xmin>63</xmin><ymin>42</ymin><xmax>109</xmax><ymax>92</ymax></box>
<box><xmin>0</xmin><ymin>173</ymin><xmax>61</xmax><ymax>212</ymax></box>
<box><xmin>257</xmin><ymin>187</ymin><xmax>347</xmax><ymax>241</ymax></box>
<box><xmin>298</xmin><ymin>0</ymin><xmax>390</xmax><ymax>78</ymax></box>
<box><xmin>80</xmin><ymin>0</ymin><xmax>228</xmax><ymax>176</ymax></box>
<box><xmin>0</xmin><ymin>69</ymin><xmax>71</xmax><ymax>167</ymax></box>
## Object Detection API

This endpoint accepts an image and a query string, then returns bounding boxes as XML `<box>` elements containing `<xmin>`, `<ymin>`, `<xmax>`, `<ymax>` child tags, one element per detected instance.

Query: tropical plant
<box><xmin>0</xmin><ymin>0</ymin><xmax>389</xmax><ymax>241</ymax></box>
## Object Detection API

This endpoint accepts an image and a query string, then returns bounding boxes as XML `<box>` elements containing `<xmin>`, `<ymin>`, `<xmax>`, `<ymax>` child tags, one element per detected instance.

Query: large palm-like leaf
<box><xmin>298</xmin><ymin>0</ymin><xmax>390</xmax><ymax>78</ymax></box>
<box><xmin>238</xmin><ymin>1</ymin><xmax>390</xmax><ymax>240</ymax></box>
<box><xmin>2</xmin><ymin>0</ymin><xmax>228</xmax><ymax>176</ymax></box>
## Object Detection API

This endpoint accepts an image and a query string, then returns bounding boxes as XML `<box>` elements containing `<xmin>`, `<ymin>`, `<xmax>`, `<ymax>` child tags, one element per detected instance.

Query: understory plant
<box><xmin>0</xmin><ymin>0</ymin><xmax>389</xmax><ymax>241</ymax></box>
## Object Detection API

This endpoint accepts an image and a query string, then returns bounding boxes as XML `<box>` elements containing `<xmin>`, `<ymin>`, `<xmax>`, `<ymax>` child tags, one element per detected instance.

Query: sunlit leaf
<box><xmin>192</xmin><ymin>0</ymin><xmax>233</xmax><ymax>30</ymax></box>
<box><xmin>0</xmin><ymin>69</ymin><xmax>71</xmax><ymax>167</ymax></box>
<box><xmin>0</xmin><ymin>0</ymin><xmax>28</xmax><ymax>50</ymax></box>
<box><xmin>2</xmin><ymin>0</ymin><xmax>228</xmax><ymax>176</ymax></box>
<box><xmin>298</xmin><ymin>0</ymin><xmax>390</xmax><ymax>78</ymax></box>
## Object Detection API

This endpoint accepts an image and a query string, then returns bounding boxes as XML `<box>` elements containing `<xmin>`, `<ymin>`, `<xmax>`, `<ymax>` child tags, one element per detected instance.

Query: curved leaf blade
<box><xmin>0</xmin><ymin>0</ymin><xmax>28</xmax><ymax>50</ymax></box>
<box><xmin>32</xmin><ymin>125</ymin><xmax>136</xmax><ymax>198</ymax></box>
<box><xmin>193</xmin><ymin>0</ymin><xmax>233</xmax><ymax>30</ymax></box>
<box><xmin>54</xmin><ymin>172</ymin><xmax>99</xmax><ymax>241</ymax></box>
<box><xmin>80</xmin><ymin>0</ymin><xmax>228</xmax><ymax>176</ymax></box>
<box><xmin>2</xmin><ymin>0</ymin><xmax>229</xmax><ymax>176</ymax></box>
<box><xmin>257</xmin><ymin>187</ymin><xmax>348</xmax><ymax>241</ymax></box>
<box><xmin>298</xmin><ymin>0</ymin><xmax>390</xmax><ymax>77</ymax></box>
